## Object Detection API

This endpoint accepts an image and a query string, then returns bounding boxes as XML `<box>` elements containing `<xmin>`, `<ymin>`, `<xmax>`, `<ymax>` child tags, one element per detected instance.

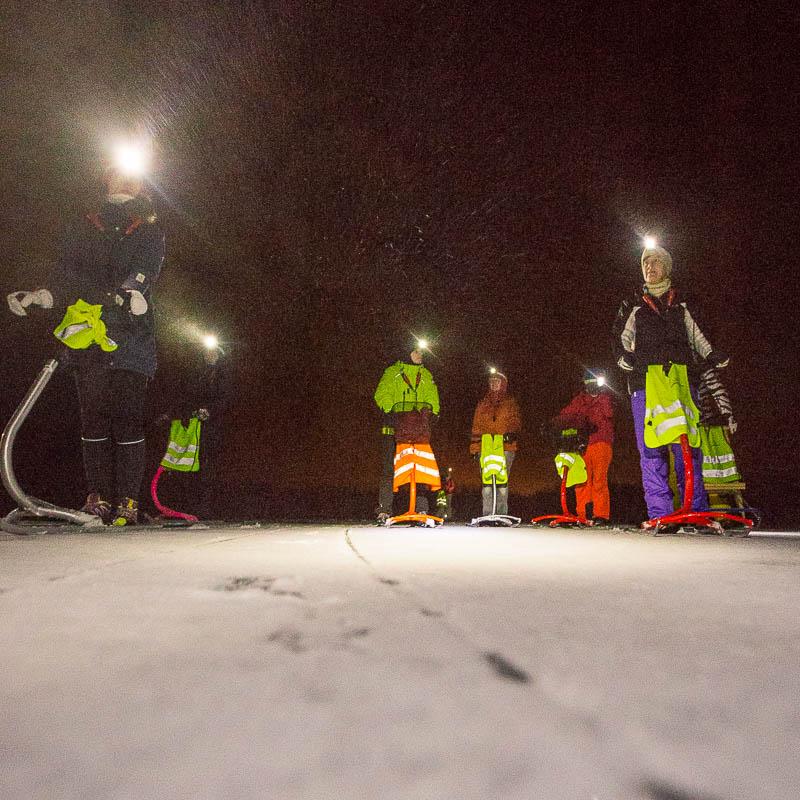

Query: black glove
<box><xmin>503</xmin><ymin>432</ymin><xmax>518</xmax><ymax>444</ymax></box>
<box><xmin>471</xmin><ymin>451</ymin><xmax>480</xmax><ymax>462</ymax></box>
<box><xmin>707</xmin><ymin>350</ymin><xmax>729</xmax><ymax>369</ymax></box>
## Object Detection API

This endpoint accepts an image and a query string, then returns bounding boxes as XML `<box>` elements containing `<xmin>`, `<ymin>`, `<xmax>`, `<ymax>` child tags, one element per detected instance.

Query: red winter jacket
<box><xmin>556</xmin><ymin>391</ymin><xmax>614</xmax><ymax>446</ymax></box>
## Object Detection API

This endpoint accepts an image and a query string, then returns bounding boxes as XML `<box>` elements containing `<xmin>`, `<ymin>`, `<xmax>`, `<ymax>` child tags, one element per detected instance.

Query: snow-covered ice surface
<box><xmin>1</xmin><ymin>523</ymin><xmax>798</xmax><ymax>800</ymax></box>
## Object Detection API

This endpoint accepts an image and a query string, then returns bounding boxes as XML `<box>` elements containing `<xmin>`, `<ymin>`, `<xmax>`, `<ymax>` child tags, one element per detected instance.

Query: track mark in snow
<box><xmin>379</xmin><ymin>577</ymin><xmax>400</xmax><ymax>586</ymax></box>
<box><xmin>343</xmin><ymin>626</ymin><xmax>371</xmax><ymax>639</ymax></box>
<box><xmin>483</xmin><ymin>652</ymin><xmax>531</xmax><ymax>684</ymax></box>
<box><xmin>420</xmin><ymin>607</ymin><xmax>442</xmax><ymax>617</ymax></box>
<box><xmin>217</xmin><ymin>576</ymin><xmax>304</xmax><ymax>598</ymax></box>
<box><xmin>640</xmin><ymin>779</ymin><xmax>724</xmax><ymax>800</ymax></box>
<box><xmin>268</xmin><ymin>627</ymin><xmax>306</xmax><ymax>653</ymax></box>
<box><xmin>219</xmin><ymin>576</ymin><xmax>262</xmax><ymax>591</ymax></box>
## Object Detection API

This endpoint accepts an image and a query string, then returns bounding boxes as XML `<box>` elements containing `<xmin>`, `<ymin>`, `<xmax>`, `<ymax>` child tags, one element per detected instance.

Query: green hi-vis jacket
<box><xmin>53</xmin><ymin>299</ymin><xmax>117</xmax><ymax>352</ymax></box>
<box><xmin>554</xmin><ymin>452</ymin><xmax>587</xmax><ymax>488</ymax></box>
<box><xmin>700</xmin><ymin>425</ymin><xmax>741</xmax><ymax>483</ymax></box>
<box><xmin>644</xmin><ymin>364</ymin><xmax>700</xmax><ymax>448</ymax></box>
<box><xmin>374</xmin><ymin>361</ymin><xmax>440</xmax><ymax>415</ymax></box>
<box><xmin>161</xmin><ymin>419</ymin><xmax>201</xmax><ymax>472</ymax></box>
<box><xmin>480</xmin><ymin>434</ymin><xmax>508</xmax><ymax>485</ymax></box>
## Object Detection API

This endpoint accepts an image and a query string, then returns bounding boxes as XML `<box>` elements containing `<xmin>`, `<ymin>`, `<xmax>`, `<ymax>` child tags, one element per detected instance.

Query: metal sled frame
<box><xmin>640</xmin><ymin>434</ymin><xmax>754</xmax><ymax>535</ymax></box>
<box><xmin>1</xmin><ymin>359</ymin><xmax>103</xmax><ymax>535</ymax></box>
<box><xmin>470</xmin><ymin>474</ymin><xmax>520</xmax><ymax>527</ymax></box>
<box><xmin>531</xmin><ymin>466</ymin><xmax>591</xmax><ymax>528</ymax></box>
<box><xmin>386</xmin><ymin>459</ymin><xmax>443</xmax><ymax>528</ymax></box>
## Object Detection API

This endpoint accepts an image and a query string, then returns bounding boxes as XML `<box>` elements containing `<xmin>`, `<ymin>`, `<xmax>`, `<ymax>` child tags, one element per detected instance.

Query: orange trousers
<box><xmin>575</xmin><ymin>441</ymin><xmax>612</xmax><ymax>520</ymax></box>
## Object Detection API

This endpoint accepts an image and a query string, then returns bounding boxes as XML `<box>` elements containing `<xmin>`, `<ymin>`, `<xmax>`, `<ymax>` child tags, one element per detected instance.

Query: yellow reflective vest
<box><xmin>161</xmin><ymin>419</ymin><xmax>201</xmax><ymax>472</ymax></box>
<box><xmin>644</xmin><ymin>364</ymin><xmax>700</xmax><ymax>448</ymax></box>
<box><xmin>480</xmin><ymin>434</ymin><xmax>508</xmax><ymax>485</ymax></box>
<box><xmin>53</xmin><ymin>299</ymin><xmax>117</xmax><ymax>352</ymax></box>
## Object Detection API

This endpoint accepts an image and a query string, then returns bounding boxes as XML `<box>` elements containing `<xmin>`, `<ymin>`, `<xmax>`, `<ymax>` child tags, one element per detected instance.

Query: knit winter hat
<box><xmin>641</xmin><ymin>245</ymin><xmax>673</xmax><ymax>277</ymax></box>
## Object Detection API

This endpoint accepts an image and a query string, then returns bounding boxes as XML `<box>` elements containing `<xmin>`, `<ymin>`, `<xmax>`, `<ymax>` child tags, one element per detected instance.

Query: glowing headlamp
<box><xmin>643</xmin><ymin>235</ymin><xmax>658</xmax><ymax>250</ymax></box>
<box><xmin>416</xmin><ymin>338</ymin><xmax>429</xmax><ymax>351</ymax></box>
<box><xmin>202</xmin><ymin>334</ymin><xmax>219</xmax><ymax>351</ymax></box>
<box><xmin>112</xmin><ymin>141</ymin><xmax>150</xmax><ymax>177</ymax></box>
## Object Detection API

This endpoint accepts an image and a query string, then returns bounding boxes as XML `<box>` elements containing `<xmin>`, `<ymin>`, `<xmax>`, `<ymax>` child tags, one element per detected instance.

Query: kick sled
<box><xmin>641</xmin><ymin>433</ymin><xmax>753</xmax><ymax>536</ymax></box>
<box><xmin>531</xmin><ymin>426</ymin><xmax>592</xmax><ymax>528</ymax></box>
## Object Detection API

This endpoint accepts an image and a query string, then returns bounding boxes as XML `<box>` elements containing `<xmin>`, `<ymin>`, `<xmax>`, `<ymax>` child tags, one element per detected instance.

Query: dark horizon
<box><xmin>2</xmin><ymin>2</ymin><xmax>795</xmax><ymax>526</ymax></box>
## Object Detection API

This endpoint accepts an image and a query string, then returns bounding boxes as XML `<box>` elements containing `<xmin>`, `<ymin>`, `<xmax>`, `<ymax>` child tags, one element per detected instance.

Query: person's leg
<box><xmin>110</xmin><ymin>370</ymin><xmax>149</xmax><ymax>524</ymax></box>
<box><xmin>631</xmin><ymin>391</ymin><xmax>673</xmax><ymax>518</ymax></box>
<box><xmin>377</xmin><ymin>434</ymin><xmax>395</xmax><ymax>517</ymax></box>
<box><xmin>591</xmin><ymin>442</ymin><xmax>613</xmax><ymax>520</ymax></box>
<box><xmin>671</xmin><ymin>439</ymin><xmax>710</xmax><ymax>512</ymax></box>
<box><xmin>74</xmin><ymin>361</ymin><xmax>114</xmax><ymax>520</ymax></box>
<box><xmin>574</xmin><ymin>445</ymin><xmax>594</xmax><ymax>518</ymax></box>
<box><xmin>496</xmin><ymin>450</ymin><xmax>514</xmax><ymax>515</ymax></box>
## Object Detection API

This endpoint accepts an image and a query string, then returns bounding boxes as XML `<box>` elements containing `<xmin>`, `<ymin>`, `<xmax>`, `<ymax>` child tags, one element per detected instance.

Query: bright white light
<box><xmin>643</xmin><ymin>235</ymin><xmax>658</xmax><ymax>250</ymax></box>
<box><xmin>597</xmin><ymin>375</ymin><xmax>606</xmax><ymax>387</ymax></box>
<box><xmin>202</xmin><ymin>334</ymin><xmax>219</xmax><ymax>350</ymax></box>
<box><xmin>489</xmin><ymin>367</ymin><xmax>497</xmax><ymax>374</ymax></box>
<box><xmin>416</xmin><ymin>338</ymin><xmax>428</xmax><ymax>350</ymax></box>
<box><xmin>113</xmin><ymin>142</ymin><xmax>149</xmax><ymax>177</ymax></box>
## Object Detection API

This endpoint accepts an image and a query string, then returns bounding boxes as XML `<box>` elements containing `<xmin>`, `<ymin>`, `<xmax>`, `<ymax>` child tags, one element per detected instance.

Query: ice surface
<box><xmin>1</xmin><ymin>524</ymin><xmax>799</xmax><ymax>799</ymax></box>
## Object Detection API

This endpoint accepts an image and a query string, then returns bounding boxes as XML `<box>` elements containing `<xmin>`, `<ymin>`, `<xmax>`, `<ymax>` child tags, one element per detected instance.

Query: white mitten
<box><xmin>115</xmin><ymin>290</ymin><xmax>148</xmax><ymax>315</ymax></box>
<box><xmin>7</xmin><ymin>289</ymin><xmax>53</xmax><ymax>316</ymax></box>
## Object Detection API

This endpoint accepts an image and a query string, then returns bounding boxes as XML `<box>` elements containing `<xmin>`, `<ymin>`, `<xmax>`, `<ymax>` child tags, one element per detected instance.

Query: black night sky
<box><xmin>1</xmin><ymin>1</ymin><xmax>797</xmax><ymax>525</ymax></box>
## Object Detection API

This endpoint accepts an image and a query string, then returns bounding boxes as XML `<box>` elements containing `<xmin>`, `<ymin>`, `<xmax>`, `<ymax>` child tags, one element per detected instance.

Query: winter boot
<box><xmin>81</xmin><ymin>492</ymin><xmax>114</xmax><ymax>525</ymax></box>
<box><xmin>112</xmin><ymin>497</ymin><xmax>139</xmax><ymax>527</ymax></box>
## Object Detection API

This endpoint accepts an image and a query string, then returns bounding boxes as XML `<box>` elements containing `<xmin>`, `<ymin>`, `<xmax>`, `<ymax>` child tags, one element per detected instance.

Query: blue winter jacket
<box><xmin>54</xmin><ymin>197</ymin><xmax>165</xmax><ymax>377</ymax></box>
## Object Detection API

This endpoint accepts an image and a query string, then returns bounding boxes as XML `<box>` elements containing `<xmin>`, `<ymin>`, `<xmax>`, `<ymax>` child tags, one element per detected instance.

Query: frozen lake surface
<box><xmin>2</xmin><ymin>523</ymin><xmax>798</xmax><ymax>800</ymax></box>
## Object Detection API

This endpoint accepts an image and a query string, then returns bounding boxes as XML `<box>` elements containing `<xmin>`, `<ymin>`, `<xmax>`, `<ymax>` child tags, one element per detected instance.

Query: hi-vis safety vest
<box><xmin>554</xmin><ymin>452</ymin><xmax>587</xmax><ymax>488</ymax></box>
<box><xmin>699</xmin><ymin>425</ymin><xmax>741</xmax><ymax>483</ymax></box>
<box><xmin>480</xmin><ymin>434</ymin><xmax>508</xmax><ymax>486</ymax></box>
<box><xmin>161</xmin><ymin>419</ymin><xmax>201</xmax><ymax>472</ymax></box>
<box><xmin>393</xmin><ymin>443</ymin><xmax>442</xmax><ymax>491</ymax></box>
<box><xmin>644</xmin><ymin>364</ymin><xmax>700</xmax><ymax>448</ymax></box>
<box><xmin>53</xmin><ymin>299</ymin><xmax>117</xmax><ymax>352</ymax></box>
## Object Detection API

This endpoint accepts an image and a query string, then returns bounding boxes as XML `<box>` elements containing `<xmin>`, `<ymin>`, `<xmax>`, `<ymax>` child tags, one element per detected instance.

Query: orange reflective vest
<box><xmin>393</xmin><ymin>443</ymin><xmax>442</xmax><ymax>491</ymax></box>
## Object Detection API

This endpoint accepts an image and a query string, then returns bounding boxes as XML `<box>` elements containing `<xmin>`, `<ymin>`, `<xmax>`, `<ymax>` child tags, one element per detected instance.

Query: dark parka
<box><xmin>612</xmin><ymin>287</ymin><xmax>719</xmax><ymax>394</ymax></box>
<box><xmin>54</xmin><ymin>196</ymin><xmax>164</xmax><ymax>377</ymax></box>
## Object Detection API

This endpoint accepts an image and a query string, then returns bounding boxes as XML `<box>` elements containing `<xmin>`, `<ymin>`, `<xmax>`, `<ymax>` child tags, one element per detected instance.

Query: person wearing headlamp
<box><xmin>613</xmin><ymin>243</ymin><xmax>729</xmax><ymax>520</ymax></box>
<box><xmin>9</xmin><ymin>143</ymin><xmax>164</xmax><ymax>527</ymax></box>
<box><xmin>552</xmin><ymin>369</ymin><xmax>614</xmax><ymax>524</ymax></box>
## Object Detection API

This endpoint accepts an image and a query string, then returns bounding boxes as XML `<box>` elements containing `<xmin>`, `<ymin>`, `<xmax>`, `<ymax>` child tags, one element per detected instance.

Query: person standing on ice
<box><xmin>8</xmin><ymin>142</ymin><xmax>164</xmax><ymax>527</ymax></box>
<box><xmin>157</xmin><ymin>339</ymin><xmax>231</xmax><ymax>520</ymax></box>
<box><xmin>373</xmin><ymin>341</ymin><xmax>440</xmax><ymax>523</ymax></box>
<box><xmin>612</xmin><ymin>242</ymin><xmax>729</xmax><ymax>520</ymax></box>
<box><xmin>469</xmin><ymin>369</ymin><xmax>521</xmax><ymax>517</ymax></box>
<box><xmin>552</xmin><ymin>370</ymin><xmax>613</xmax><ymax>524</ymax></box>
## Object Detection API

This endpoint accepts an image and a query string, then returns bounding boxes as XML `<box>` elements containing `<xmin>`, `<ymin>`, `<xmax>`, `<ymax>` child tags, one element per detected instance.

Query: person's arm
<box><xmin>506</xmin><ymin>396</ymin><xmax>522</xmax><ymax>433</ymax></box>
<box><xmin>373</xmin><ymin>367</ymin><xmax>394</xmax><ymax>413</ymax></box>
<box><xmin>469</xmin><ymin>403</ymin><xmax>483</xmax><ymax>454</ymax></box>
<box><xmin>554</xmin><ymin>393</ymin><xmax>585</xmax><ymax>427</ymax></box>
<box><xmin>119</xmin><ymin>223</ymin><xmax>165</xmax><ymax>301</ymax></box>
<box><xmin>683</xmin><ymin>300</ymin><xmax>728</xmax><ymax>368</ymax></box>
<box><xmin>612</xmin><ymin>297</ymin><xmax>637</xmax><ymax>371</ymax></box>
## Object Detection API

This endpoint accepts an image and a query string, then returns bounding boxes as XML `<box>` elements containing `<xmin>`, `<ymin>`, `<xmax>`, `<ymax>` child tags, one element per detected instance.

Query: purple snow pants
<box><xmin>631</xmin><ymin>390</ymin><xmax>709</xmax><ymax>519</ymax></box>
